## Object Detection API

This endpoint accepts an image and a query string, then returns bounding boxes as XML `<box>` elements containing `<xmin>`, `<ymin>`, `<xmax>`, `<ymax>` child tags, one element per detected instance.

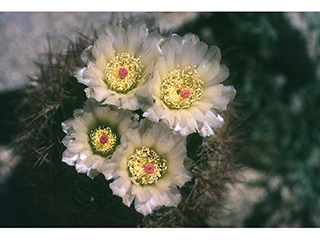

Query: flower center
<box><xmin>104</xmin><ymin>52</ymin><xmax>143</xmax><ymax>94</ymax></box>
<box><xmin>160</xmin><ymin>66</ymin><xmax>204</xmax><ymax>109</ymax></box>
<box><xmin>180</xmin><ymin>89</ymin><xmax>191</xmax><ymax>98</ymax></box>
<box><xmin>118</xmin><ymin>67</ymin><xmax>128</xmax><ymax>78</ymax></box>
<box><xmin>144</xmin><ymin>163</ymin><xmax>155</xmax><ymax>174</ymax></box>
<box><xmin>89</xmin><ymin>126</ymin><xmax>118</xmax><ymax>157</ymax></box>
<box><xmin>127</xmin><ymin>147</ymin><xmax>167</xmax><ymax>185</ymax></box>
<box><xmin>99</xmin><ymin>134</ymin><xmax>109</xmax><ymax>144</ymax></box>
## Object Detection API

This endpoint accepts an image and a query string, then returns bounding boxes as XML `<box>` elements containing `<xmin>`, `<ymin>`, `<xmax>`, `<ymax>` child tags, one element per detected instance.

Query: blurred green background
<box><xmin>181</xmin><ymin>12</ymin><xmax>320</xmax><ymax>227</ymax></box>
<box><xmin>0</xmin><ymin>12</ymin><xmax>320</xmax><ymax>227</ymax></box>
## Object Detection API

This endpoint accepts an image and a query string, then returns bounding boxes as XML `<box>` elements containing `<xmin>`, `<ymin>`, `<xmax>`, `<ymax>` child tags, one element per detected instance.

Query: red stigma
<box><xmin>100</xmin><ymin>135</ymin><xmax>109</xmax><ymax>144</ymax></box>
<box><xmin>118</xmin><ymin>68</ymin><xmax>128</xmax><ymax>78</ymax></box>
<box><xmin>144</xmin><ymin>163</ymin><xmax>155</xmax><ymax>174</ymax></box>
<box><xmin>180</xmin><ymin>89</ymin><xmax>191</xmax><ymax>98</ymax></box>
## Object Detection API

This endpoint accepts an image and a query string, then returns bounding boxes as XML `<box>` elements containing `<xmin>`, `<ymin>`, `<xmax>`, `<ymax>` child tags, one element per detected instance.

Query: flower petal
<box><xmin>203</xmin><ymin>45</ymin><xmax>221</xmax><ymax>62</ymax></box>
<box><xmin>161</xmin><ymin>42</ymin><xmax>176</xmax><ymax>71</ymax></box>
<box><xmin>203</xmin><ymin>84</ymin><xmax>224</xmax><ymax>99</ymax></box>
<box><xmin>110</xmin><ymin>177</ymin><xmax>131</xmax><ymax>197</ymax></box>
<box><xmin>62</xmin><ymin>149</ymin><xmax>79</xmax><ymax>166</ymax></box>
<box><xmin>207</xmin><ymin>64</ymin><xmax>230</xmax><ymax>86</ymax></box>
<box><xmin>99</xmin><ymin>34</ymin><xmax>115</xmax><ymax>62</ymax></box>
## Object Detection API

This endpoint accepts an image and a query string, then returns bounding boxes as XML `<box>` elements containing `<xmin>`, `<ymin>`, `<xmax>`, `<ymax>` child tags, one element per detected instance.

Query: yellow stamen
<box><xmin>127</xmin><ymin>147</ymin><xmax>167</xmax><ymax>185</ymax></box>
<box><xmin>160</xmin><ymin>66</ymin><xmax>204</xmax><ymax>109</ymax></box>
<box><xmin>104</xmin><ymin>52</ymin><xmax>143</xmax><ymax>94</ymax></box>
<box><xmin>89</xmin><ymin>126</ymin><xmax>118</xmax><ymax>157</ymax></box>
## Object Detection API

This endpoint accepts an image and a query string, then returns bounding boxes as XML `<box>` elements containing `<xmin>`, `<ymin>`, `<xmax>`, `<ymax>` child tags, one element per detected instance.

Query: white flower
<box><xmin>106</xmin><ymin>119</ymin><xmax>192</xmax><ymax>216</ymax></box>
<box><xmin>142</xmin><ymin>33</ymin><xmax>236</xmax><ymax>137</ymax></box>
<box><xmin>75</xmin><ymin>21</ymin><xmax>164</xmax><ymax>111</ymax></box>
<box><xmin>61</xmin><ymin>99</ymin><xmax>138</xmax><ymax>179</ymax></box>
